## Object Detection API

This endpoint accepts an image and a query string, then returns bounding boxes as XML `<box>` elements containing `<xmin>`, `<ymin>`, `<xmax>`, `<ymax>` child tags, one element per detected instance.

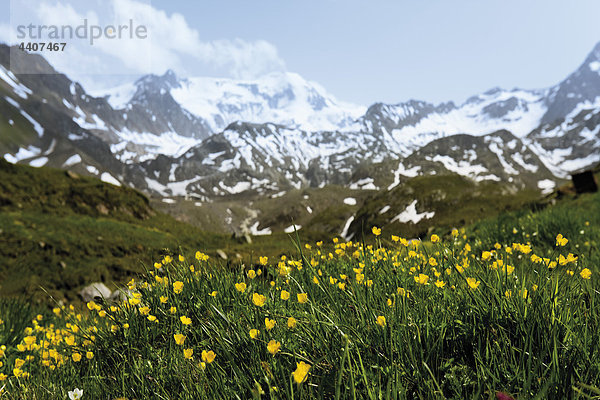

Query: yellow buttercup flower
<box><xmin>434</xmin><ymin>280</ymin><xmax>446</xmax><ymax>288</ymax></box>
<box><xmin>183</xmin><ymin>348</ymin><xmax>193</xmax><ymax>360</ymax></box>
<box><xmin>292</xmin><ymin>361</ymin><xmax>311</xmax><ymax>384</ymax></box>
<box><xmin>280</xmin><ymin>290</ymin><xmax>290</xmax><ymax>301</ymax></box>
<box><xmin>267</xmin><ymin>340</ymin><xmax>281</xmax><ymax>355</ymax></box>
<box><xmin>556</xmin><ymin>234</ymin><xmax>568</xmax><ymax>247</ymax></box>
<box><xmin>180</xmin><ymin>316</ymin><xmax>192</xmax><ymax>326</ymax></box>
<box><xmin>430</xmin><ymin>234</ymin><xmax>440</xmax><ymax>243</ymax></box>
<box><xmin>174</xmin><ymin>334</ymin><xmax>186</xmax><ymax>345</ymax></box>
<box><xmin>372</xmin><ymin>226</ymin><xmax>381</xmax><ymax>236</ymax></box>
<box><xmin>259</xmin><ymin>256</ymin><xmax>268</xmax><ymax>266</ymax></box>
<box><xmin>287</xmin><ymin>317</ymin><xmax>297</xmax><ymax>329</ymax></box>
<box><xmin>580</xmin><ymin>268</ymin><xmax>592</xmax><ymax>280</ymax></box>
<box><xmin>414</xmin><ymin>274</ymin><xmax>429</xmax><ymax>285</ymax></box>
<box><xmin>71</xmin><ymin>353</ymin><xmax>81</xmax><ymax>362</ymax></box>
<box><xmin>201</xmin><ymin>350</ymin><xmax>216</xmax><ymax>363</ymax></box>
<box><xmin>173</xmin><ymin>281</ymin><xmax>184</xmax><ymax>294</ymax></box>
<box><xmin>265</xmin><ymin>318</ymin><xmax>276</xmax><ymax>330</ymax></box>
<box><xmin>376</xmin><ymin>315</ymin><xmax>386</xmax><ymax>327</ymax></box>
<box><xmin>297</xmin><ymin>293</ymin><xmax>308</xmax><ymax>304</ymax></box>
<box><xmin>249</xmin><ymin>329</ymin><xmax>260</xmax><ymax>339</ymax></box>
<box><xmin>502</xmin><ymin>265</ymin><xmax>515</xmax><ymax>275</ymax></box>
<box><xmin>160</xmin><ymin>296</ymin><xmax>168</xmax><ymax>303</ymax></box>
<box><xmin>86</xmin><ymin>351</ymin><xmax>94</xmax><ymax>359</ymax></box>
<box><xmin>235</xmin><ymin>282</ymin><xmax>247</xmax><ymax>293</ymax></box>
<box><xmin>466</xmin><ymin>277</ymin><xmax>480</xmax><ymax>290</ymax></box>
<box><xmin>252</xmin><ymin>293</ymin><xmax>267</xmax><ymax>307</ymax></box>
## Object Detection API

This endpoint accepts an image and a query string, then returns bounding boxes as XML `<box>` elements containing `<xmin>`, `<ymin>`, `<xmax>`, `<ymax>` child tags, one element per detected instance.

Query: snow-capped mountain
<box><xmin>1</xmin><ymin>40</ymin><xmax>600</xmax><ymax>201</ymax></box>
<box><xmin>96</xmin><ymin>71</ymin><xmax>366</xmax><ymax>134</ymax></box>
<box><xmin>359</xmin><ymin>89</ymin><xmax>550</xmax><ymax>157</ymax></box>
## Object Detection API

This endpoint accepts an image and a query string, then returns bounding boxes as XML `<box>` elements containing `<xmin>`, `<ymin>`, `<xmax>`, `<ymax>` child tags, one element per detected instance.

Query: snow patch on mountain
<box><xmin>90</xmin><ymin>82</ymin><xmax>136</xmax><ymax>109</ymax></box>
<box><xmin>63</xmin><ymin>154</ymin><xmax>82</xmax><ymax>167</ymax></box>
<box><xmin>101</xmin><ymin>172</ymin><xmax>121</xmax><ymax>186</ymax></box>
<box><xmin>0</xmin><ymin>65</ymin><xmax>32</xmax><ymax>99</ymax></box>
<box><xmin>390</xmin><ymin>200</ymin><xmax>435</xmax><ymax>224</ymax></box>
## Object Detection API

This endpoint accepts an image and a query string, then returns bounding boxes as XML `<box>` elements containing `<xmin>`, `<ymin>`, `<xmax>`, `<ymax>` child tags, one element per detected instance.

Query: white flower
<box><xmin>68</xmin><ymin>388</ymin><xmax>83</xmax><ymax>400</ymax></box>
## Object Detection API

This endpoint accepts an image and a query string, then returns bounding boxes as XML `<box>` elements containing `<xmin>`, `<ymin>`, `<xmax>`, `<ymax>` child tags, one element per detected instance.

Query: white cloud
<box><xmin>0</xmin><ymin>23</ymin><xmax>15</xmax><ymax>44</ymax></box>
<box><xmin>25</xmin><ymin>0</ymin><xmax>285</xmax><ymax>81</ymax></box>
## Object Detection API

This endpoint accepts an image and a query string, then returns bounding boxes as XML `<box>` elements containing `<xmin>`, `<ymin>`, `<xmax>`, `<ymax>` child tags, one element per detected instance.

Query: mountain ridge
<box><xmin>1</xmin><ymin>41</ymin><xmax>600</xmax><ymax>207</ymax></box>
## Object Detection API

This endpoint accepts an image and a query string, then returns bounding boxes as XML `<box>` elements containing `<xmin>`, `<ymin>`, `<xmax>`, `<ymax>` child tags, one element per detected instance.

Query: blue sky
<box><xmin>2</xmin><ymin>0</ymin><xmax>600</xmax><ymax>106</ymax></box>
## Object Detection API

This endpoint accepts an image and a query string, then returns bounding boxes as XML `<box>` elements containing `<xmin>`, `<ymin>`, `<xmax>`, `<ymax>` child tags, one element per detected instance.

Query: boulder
<box><xmin>79</xmin><ymin>282</ymin><xmax>112</xmax><ymax>302</ymax></box>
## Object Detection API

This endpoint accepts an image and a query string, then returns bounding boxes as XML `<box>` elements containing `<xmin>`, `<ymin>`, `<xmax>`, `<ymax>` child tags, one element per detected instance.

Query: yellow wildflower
<box><xmin>174</xmin><ymin>334</ymin><xmax>186</xmax><ymax>345</ymax></box>
<box><xmin>252</xmin><ymin>293</ymin><xmax>267</xmax><ymax>307</ymax></box>
<box><xmin>267</xmin><ymin>340</ymin><xmax>281</xmax><ymax>355</ymax></box>
<box><xmin>414</xmin><ymin>274</ymin><xmax>429</xmax><ymax>285</ymax></box>
<box><xmin>183</xmin><ymin>348</ymin><xmax>193</xmax><ymax>360</ymax></box>
<box><xmin>292</xmin><ymin>361</ymin><xmax>311</xmax><ymax>384</ymax></box>
<box><xmin>556</xmin><ymin>234</ymin><xmax>568</xmax><ymax>247</ymax></box>
<box><xmin>297</xmin><ymin>293</ymin><xmax>308</xmax><ymax>303</ymax></box>
<box><xmin>180</xmin><ymin>316</ymin><xmax>192</xmax><ymax>325</ymax></box>
<box><xmin>202</xmin><ymin>350</ymin><xmax>216</xmax><ymax>363</ymax></box>
<box><xmin>372</xmin><ymin>226</ymin><xmax>381</xmax><ymax>236</ymax></box>
<box><xmin>580</xmin><ymin>268</ymin><xmax>592</xmax><ymax>280</ymax></box>
<box><xmin>235</xmin><ymin>282</ymin><xmax>247</xmax><ymax>293</ymax></box>
<box><xmin>249</xmin><ymin>329</ymin><xmax>260</xmax><ymax>339</ymax></box>
<box><xmin>287</xmin><ymin>317</ymin><xmax>297</xmax><ymax>329</ymax></box>
<box><xmin>280</xmin><ymin>290</ymin><xmax>290</xmax><ymax>301</ymax></box>
<box><xmin>265</xmin><ymin>318</ymin><xmax>276</xmax><ymax>330</ymax></box>
<box><xmin>376</xmin><ymin>315</ymin><xmax>386</xmax><ymax>327</ymax></box>
<box><xmin>466</xmin><ymin>277</ymin><xmax>480</xmax><ymax>290</ymax></box>
<box><xmin>173</xmin><ymin>281</ymin><xmax>184</xmax><ymax>294</ymax></box>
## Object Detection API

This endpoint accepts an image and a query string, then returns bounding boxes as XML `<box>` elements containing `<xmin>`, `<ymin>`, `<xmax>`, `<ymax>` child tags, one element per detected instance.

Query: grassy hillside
<box><xmin>348</xmin><ymin>174</ymin><xmax>541</xmax><ymax>240</ymax></box>
<box><xmin>0</xmin><ymin>160</ymin><xmax>306</xmax><ymax>303</ymax></box>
